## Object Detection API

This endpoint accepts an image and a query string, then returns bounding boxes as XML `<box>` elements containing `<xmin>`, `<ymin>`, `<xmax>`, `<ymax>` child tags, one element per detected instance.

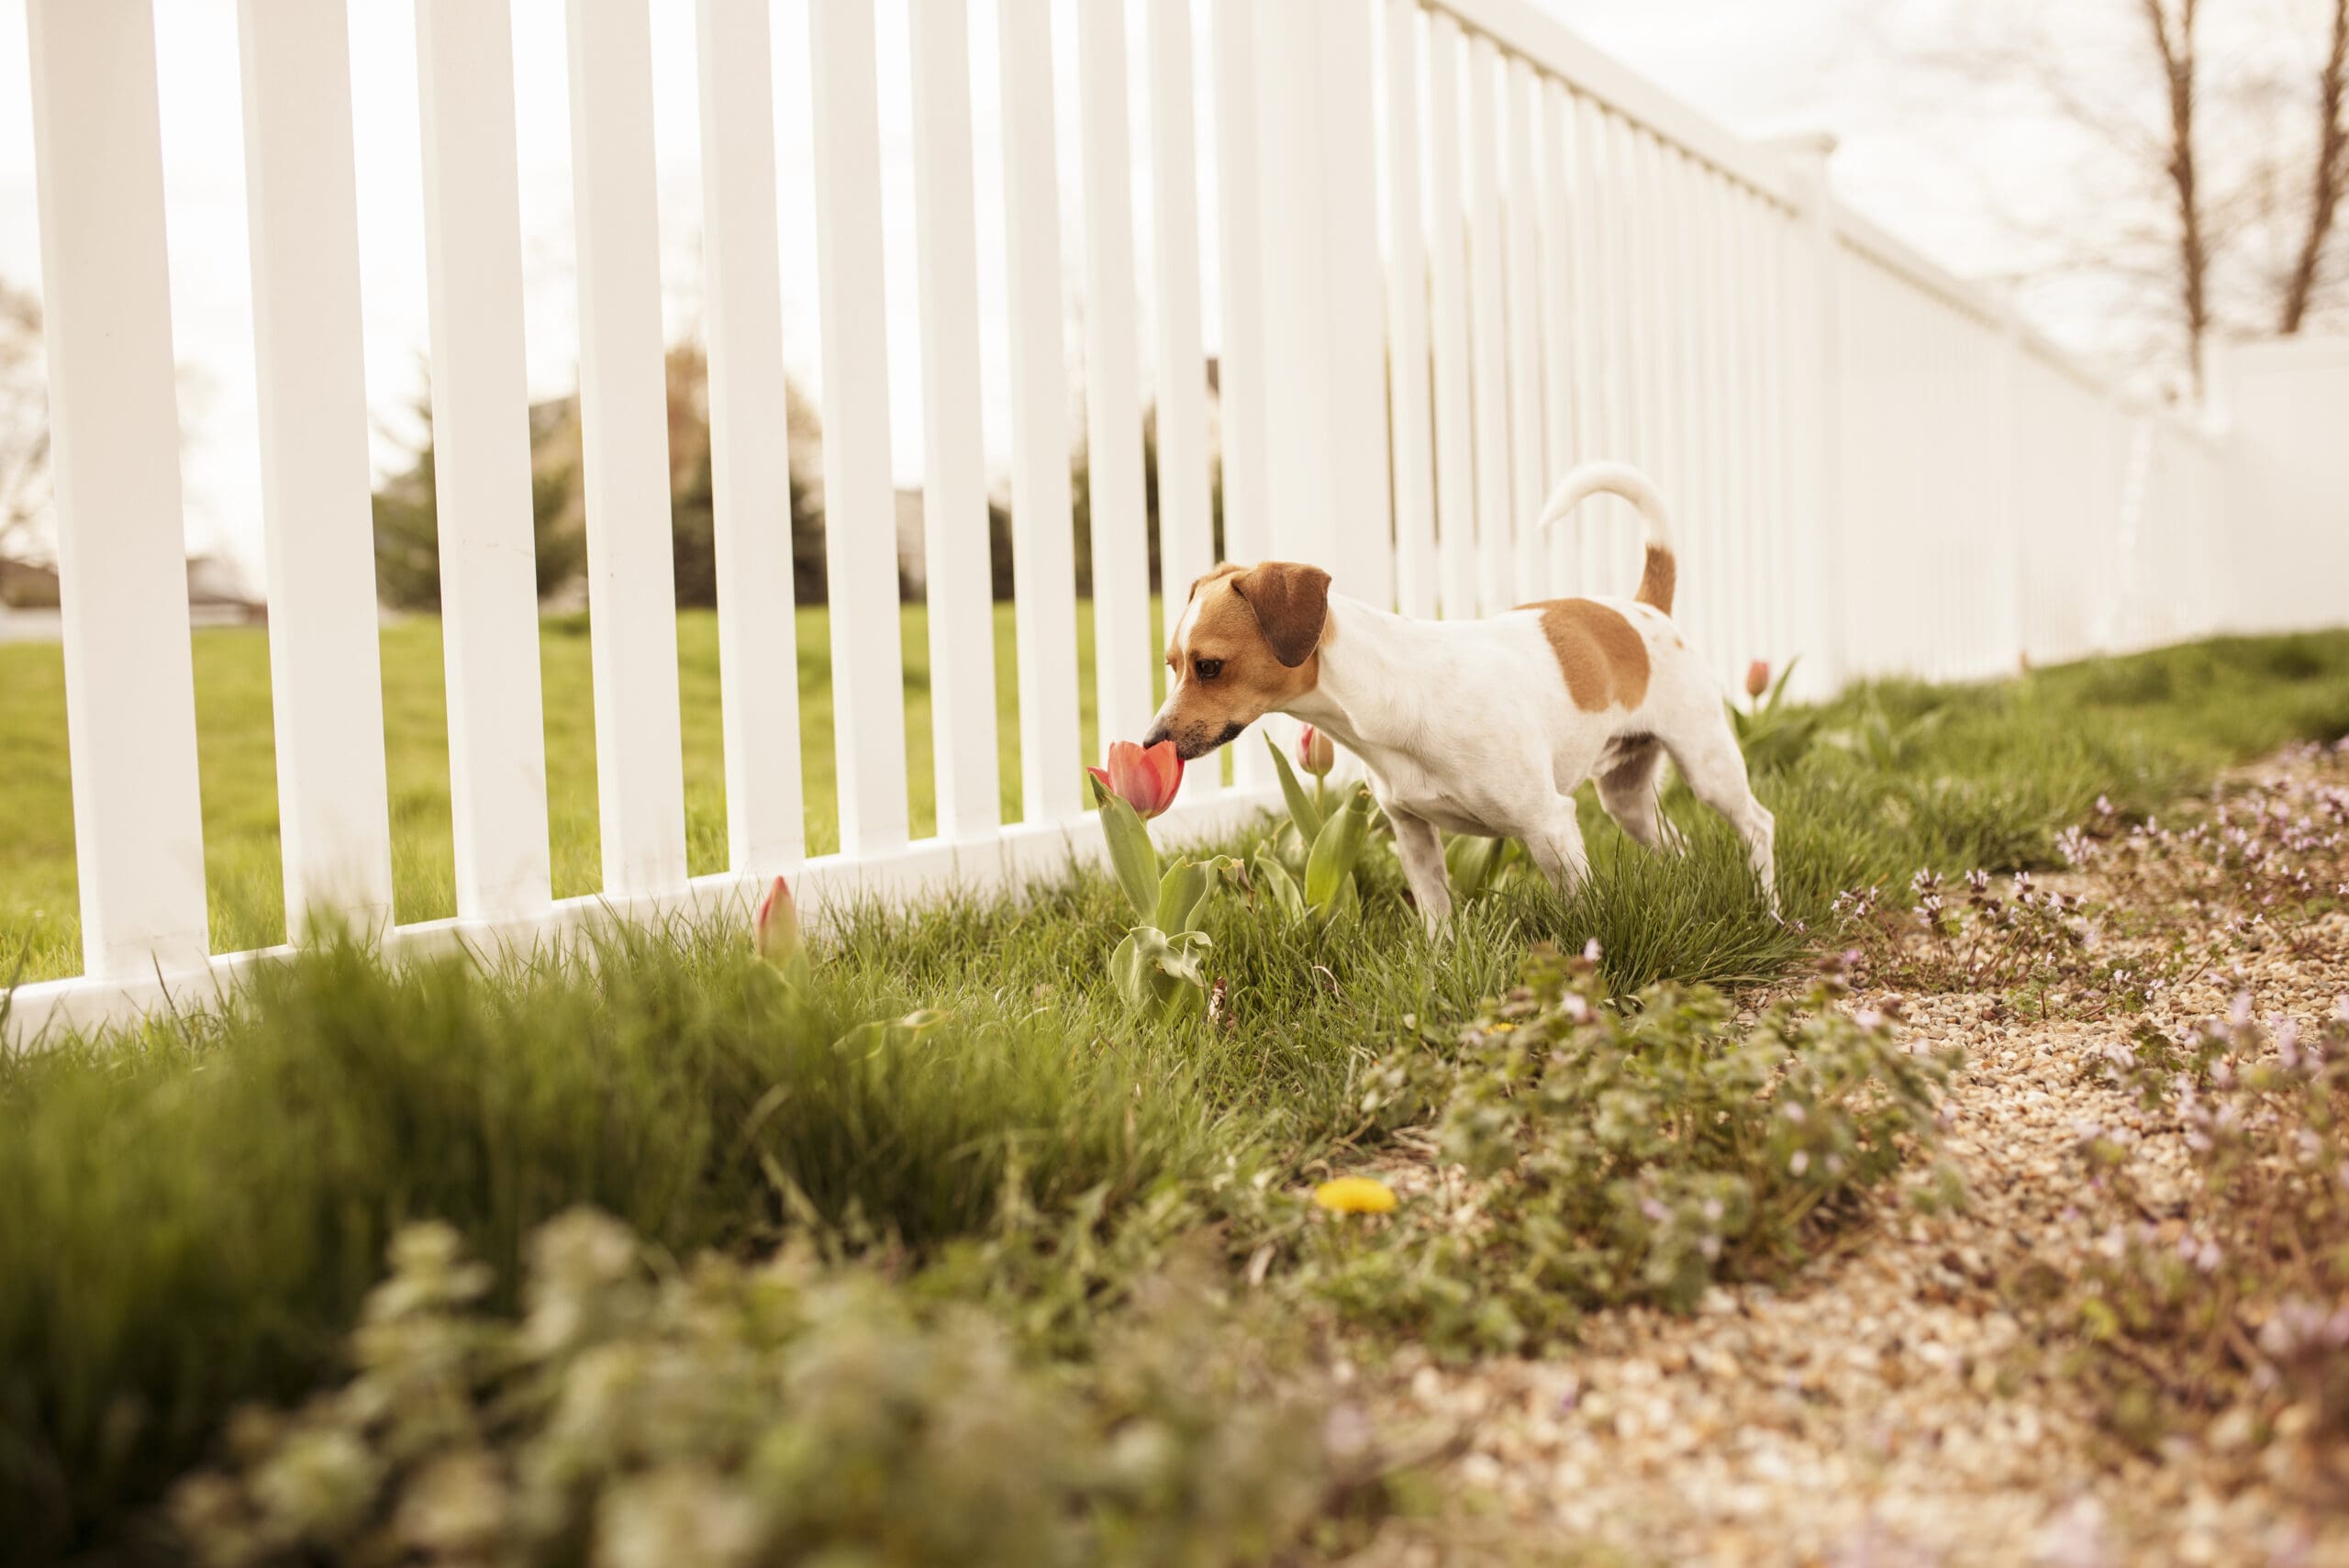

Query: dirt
<box><xmin>1349</xmin><ymin>754</ymin><xmax>2349</xmax><ymax>1568</ymax></box>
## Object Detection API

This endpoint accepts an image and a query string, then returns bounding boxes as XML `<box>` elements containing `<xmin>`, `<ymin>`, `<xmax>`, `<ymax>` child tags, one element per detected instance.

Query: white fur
<box><xmin>1153</xmin><ymin>462</ymin><xmax>1776</xmax><ymax>929</ymax></box>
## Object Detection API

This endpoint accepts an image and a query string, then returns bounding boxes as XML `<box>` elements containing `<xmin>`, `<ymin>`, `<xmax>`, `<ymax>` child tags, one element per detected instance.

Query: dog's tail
<box><xmin>1538</xmin><ymin>461</ymin><xmax>1676</xmax><ymax>614</ymax></box>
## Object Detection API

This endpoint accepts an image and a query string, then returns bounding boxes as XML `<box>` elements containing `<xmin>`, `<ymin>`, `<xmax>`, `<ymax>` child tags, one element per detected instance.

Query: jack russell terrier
<box><xmin>1141</xmin><ymin>462</ymin><xmax>1777</xmax><ymax>928</ymax></box>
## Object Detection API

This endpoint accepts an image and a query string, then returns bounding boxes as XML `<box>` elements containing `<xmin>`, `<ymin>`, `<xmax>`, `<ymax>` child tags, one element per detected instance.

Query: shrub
<box><xmin>171</xmin><ymin>1209</ymin><xmax>1342</xmax><ymax>1568</ymax></box>
<box><xmin>1281</xmin><ymin>947</ymin><xmax>1959</xmax><ymax>1355</ymax></box>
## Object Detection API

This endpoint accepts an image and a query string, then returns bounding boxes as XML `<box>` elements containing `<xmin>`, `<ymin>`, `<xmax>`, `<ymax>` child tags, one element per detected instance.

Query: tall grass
<box><xmin>2</xmin><ymin>629</ymin><xmax>2346</xmax><ymax>1556</ymax></box>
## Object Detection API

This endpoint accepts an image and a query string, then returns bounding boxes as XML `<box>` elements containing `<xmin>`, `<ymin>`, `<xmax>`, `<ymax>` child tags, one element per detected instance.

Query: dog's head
<box><xmin>1141</xmin><ymin>562</ymin><xmax>1330</xmax><ymax>761</ymax></box>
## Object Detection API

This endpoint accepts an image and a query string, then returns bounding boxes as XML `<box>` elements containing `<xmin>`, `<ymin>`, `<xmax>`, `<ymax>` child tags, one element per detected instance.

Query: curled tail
<box><xmin>1539</xmin><ymin>461</ymin><xmax>1677</xmax><ymax>614</ymax></box>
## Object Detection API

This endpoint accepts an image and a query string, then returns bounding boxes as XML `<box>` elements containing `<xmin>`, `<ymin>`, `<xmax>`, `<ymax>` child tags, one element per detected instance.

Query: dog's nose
<box><xmin>1141</xmin><ymin>722</ymin><xmax>1170</xmax><ymax>751</ymax></box>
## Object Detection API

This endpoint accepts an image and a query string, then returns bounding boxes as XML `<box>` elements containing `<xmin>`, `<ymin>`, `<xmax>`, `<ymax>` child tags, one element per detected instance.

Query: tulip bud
<box><xmin>1744</xmin><ymin>661</ymin><xmax>1770</xmax><ymax>701</ymax></box>
<box><xmin>754</xmin><ymin>873</ymin><xmax>800</xmax><ymax>964</ymax></box>
<box><xmin>1088</xmin><ymin>740</ymin><xmax>1186</xmax><ymax>821</ymax></box>
<box><xmin>1297</xmin><ymin>725</ymin><xmax>1335</xmax><ymax>777</ymax></box>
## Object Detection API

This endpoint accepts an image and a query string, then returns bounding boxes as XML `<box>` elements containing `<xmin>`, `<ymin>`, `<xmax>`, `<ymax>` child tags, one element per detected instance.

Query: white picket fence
<box><xmin>0</xmin><ymin>0</ymin><xmax>2272</xmax><ymax>1042</ymax></box>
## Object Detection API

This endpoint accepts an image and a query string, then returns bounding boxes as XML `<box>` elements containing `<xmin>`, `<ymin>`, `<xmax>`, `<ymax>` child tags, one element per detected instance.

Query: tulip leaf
<box><xmin>1445</xmin><ymin>833</ymin><xmax>1510</xmax><ymax>901</ymax></box>
<box><xmin>1109</xmin><ymin>925</ymin><xmax>1213</xmax><ymax>1019</ymax></box>
<box><xmin>1264</xmin><ymin>733</ymin><xmax>1323</xmax><ymax>840</ymax></box>
<box><xmin>1305</xmin><ymin>789</ymin><xmax>1373</xmax><ymax>909</ymax></box>
<box><xmin>1251</xmin><ymin>848</ymin><xmax>1307</xmax><ymax>923</ymax></box>
<box><xmin>1152</xmin><ymin>856</ymin><xmax>1212</xmax><ymax>934</ymax></box>
<box><xmin>1089</xmin><ymin>774</ymin><xmax>1163</xmax><ymax>920</ymax></box>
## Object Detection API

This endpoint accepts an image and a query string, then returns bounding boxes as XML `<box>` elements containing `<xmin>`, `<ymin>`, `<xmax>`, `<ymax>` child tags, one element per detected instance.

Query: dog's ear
<box><xmin>1231</xmin><ymin>562</ymin><xmax>1330</xmax><ymax>668</ymax></box>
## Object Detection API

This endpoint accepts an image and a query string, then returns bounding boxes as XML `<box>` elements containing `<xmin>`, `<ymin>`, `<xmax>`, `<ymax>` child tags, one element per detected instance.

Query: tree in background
<box><xmin>1879</xmin><ymin>0</ymin><xmax>2349</xmax><ymax>391</ymax></box>
<box><xmin>0</xmin><ymin>279</ymin><xmax>51</xmax><ymax>572</ymax></box>
<box><xmin>368</xmin><ymin>387</ymin><xmax>587</xmax><ymax>613</ymax></box>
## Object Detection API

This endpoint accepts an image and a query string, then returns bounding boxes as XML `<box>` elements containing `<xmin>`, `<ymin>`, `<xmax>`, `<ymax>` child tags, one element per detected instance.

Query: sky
<box><xmin>0</xmin><ymin>0</ymin><xmax>2295</xmax><ymax>589</ymax></box>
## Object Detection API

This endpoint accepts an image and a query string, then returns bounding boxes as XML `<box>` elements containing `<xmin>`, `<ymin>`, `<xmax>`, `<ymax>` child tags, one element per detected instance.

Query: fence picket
<box><xmin>413</xmin><ymin>0</ymin><xmax>554</xmax><ymax>924</ymax></box>
<box><xmin>1147</xmin><ymin>0</ymin><xmax>1216</xmax><ymax>782</ymax></box>
<box><xmin>26</xmin><ymin>0</ymin><xmax>211</xmax><ymax>980</ymax></box>
<box><xmin>1076</xmin><ymin>0</ymin><xmax>1157</xmax><ymax>752</ymax></box>
<box><xmin>1424</xmin><ymin>14</ymin><xmax>1478</xmax><ymax>623</ymax></box>
<box><xmin>565</xmin><ymin>0</ymin><xmax>689</xmax><ymax>900</ymax></box>
<box><xmin>1504</xmin><ymin>55</ymin><xmax>1546</xmax><ymax>595</ymax></box>
<box><xmin>908</xmin><ymin>0</ymin><xmax>1004</xmax><ymax>840</ymax></box>
<box><xmin>807</xmin><ymin>0</ymin><xmax>911</xmax><ymax>855</ymax></box>
<box><xmin>998</xmin><ymin>0</ymin><xmax>1083</xmax><ymax>824</ymax></box>
<box><xmin>1465</xmin><ymin>36</ymin><xmax>1512</xmax><ymax>615</ymax></box>
<box><xmin>1383</xmin><ymin>0</ymin><xmax>1438</xmax><ymax>621</ymax></box>
<box><xmin>695</xmin><ymin>0</ymin><xmax>806</xmax><ymax>878</ymax></box>
<box><xmin>235</xmin><ymin>0</ymin><xmax>395</xmax><ymax>941</ymax></box>
<box><xmin>1539</xmin><ymin>75</ymin><xmax>1578</xmax><ymax>595</ymax></box>
<box><xmin>1211</xmin><ymin>0</ymin><xmax>1276</xmax><ymax>793</ymax></box>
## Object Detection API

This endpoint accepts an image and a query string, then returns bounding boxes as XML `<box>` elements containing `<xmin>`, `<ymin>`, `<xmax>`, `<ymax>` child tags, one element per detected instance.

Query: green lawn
<box><xmin>0</xmin><ymin>603</ymin><xmax>1223</xmax><ymax>983</ymax></box>
<box><xmin>5</xmin><ymin>628</ymin><xmax>2349</xmax><ymax>1558</ymax></box>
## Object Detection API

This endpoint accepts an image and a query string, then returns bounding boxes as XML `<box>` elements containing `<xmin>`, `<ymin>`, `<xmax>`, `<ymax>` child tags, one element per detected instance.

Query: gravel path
<box><xmin>1353</xmin><ymin>758</ymin><xmax>2349</xmax><ymax>1567</ymax></box>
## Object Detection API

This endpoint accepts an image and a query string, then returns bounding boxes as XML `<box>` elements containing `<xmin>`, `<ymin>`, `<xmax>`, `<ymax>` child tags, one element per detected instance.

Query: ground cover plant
<box><xmin>3</xmin><ymin>628</ymin><xmax>2348</xmax><ymax>1562</ymax></box>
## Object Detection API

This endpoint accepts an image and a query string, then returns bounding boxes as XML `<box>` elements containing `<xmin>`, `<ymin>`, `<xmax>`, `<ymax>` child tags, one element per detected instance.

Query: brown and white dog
<box><xmin>1141</xmin><ymin>461</ymin><xmax>1776</xmax><ymax>928</ymax></box>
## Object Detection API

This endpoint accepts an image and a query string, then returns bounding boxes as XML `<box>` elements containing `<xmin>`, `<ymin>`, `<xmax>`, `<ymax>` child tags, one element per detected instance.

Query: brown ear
<box><xmin>1231</xmin><ymin>562</ymin><xmax>1330</xmax><ymax>667</ymax></box>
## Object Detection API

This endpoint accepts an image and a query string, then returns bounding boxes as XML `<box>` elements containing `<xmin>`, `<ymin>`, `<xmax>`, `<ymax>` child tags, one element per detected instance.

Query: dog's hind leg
<box><xmin>1386</xmin><ymin>802</ymin><xmax>1453</xmax><ymax>932</ymax></box>
<box><xmin>1595</xmin><ymin>741</ymin><xmax>1685</xmax><ymax>855</ymax></box>
<box><xmin>1664</xmin><ymin>723</ymin><xmax>1777</xmax><ymax>912</ymax></box>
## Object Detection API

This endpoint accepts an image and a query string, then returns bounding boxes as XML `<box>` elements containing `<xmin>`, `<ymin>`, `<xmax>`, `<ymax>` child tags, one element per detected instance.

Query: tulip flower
<box><xmin>1745</xmin><ymin>660</ymin><xmax>1771</xmax><ymax>701</ymax></box>
<box><xmin>1297</xmin><ymin>725</ymin><xmax>1335</xmax><ymax>778</ymax></box>
<box><xmin>753</xmin><ymin>873</ymin><xmax>810</xmax><ymax>986</ymax></box>
<box><xmin>754</xmin><ymin>873</ymin><xmax>798</xmax><ymax>962</ymax></box>
<box><xmin>1087</xmin><ymin>739</ymin><xmax>1185</xmax><ymax>821</ymax></box>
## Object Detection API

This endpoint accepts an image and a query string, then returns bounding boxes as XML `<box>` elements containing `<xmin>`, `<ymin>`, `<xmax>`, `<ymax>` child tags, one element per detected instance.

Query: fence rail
<box><xmin>0</xmin><ymin>0</ymin><xmax>2288</xmax><ymax>1044</ymax></box>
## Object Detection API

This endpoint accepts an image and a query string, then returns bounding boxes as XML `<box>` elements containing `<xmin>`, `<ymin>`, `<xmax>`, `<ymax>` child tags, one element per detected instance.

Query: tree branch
<box><xmin>2278</xmin><ymin>0</ymin><xmax>2348</xmax><ymax>332</ymax></box>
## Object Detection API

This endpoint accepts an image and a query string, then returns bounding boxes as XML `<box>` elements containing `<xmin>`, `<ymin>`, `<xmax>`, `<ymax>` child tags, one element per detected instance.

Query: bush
<box><xmin>1279</xmin><ymin>946</ymin><xmax>1959</xmax><ymax>1355</ymax></box>
<box><xmin>171</xmin><ymin>1209</ymin><xmax>1341</xmax><ymax>1568</ymax></box>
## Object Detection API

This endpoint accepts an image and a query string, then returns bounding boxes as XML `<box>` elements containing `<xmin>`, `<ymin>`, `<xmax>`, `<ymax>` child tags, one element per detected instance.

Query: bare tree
<box><xmin>2140</xmin><ymin>0</ymin><xmax>2211</xmax><ymax>385</ymax></box>
<box><xmin>0</xmin><ymin>278</ymin><xmax>49</xmax><ymax>563</ymax></box>
<box><xmin>1865</xmin><ymin>0</ymin><xmax>2349</xmax><ymax>390</ymax></box>
<box><xmin>2278</xmin><ymin>0</ymin><xmax>2349</xmax><ymax>331</ymax></box>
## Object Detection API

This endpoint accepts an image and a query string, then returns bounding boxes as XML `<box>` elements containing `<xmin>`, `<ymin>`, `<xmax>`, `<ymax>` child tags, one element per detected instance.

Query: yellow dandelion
<box><xmin>1313</xmin><ymin>1176</ymin><xmax>1398</xmax><ymax>1215</ymax></box>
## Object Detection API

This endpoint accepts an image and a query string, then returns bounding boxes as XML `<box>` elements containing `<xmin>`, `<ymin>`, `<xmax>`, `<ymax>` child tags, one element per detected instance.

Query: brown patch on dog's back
<box><xmin>1525</xmin><ymin>598</ymin><xmax>1651</xmax><ymax>712</ymax></box>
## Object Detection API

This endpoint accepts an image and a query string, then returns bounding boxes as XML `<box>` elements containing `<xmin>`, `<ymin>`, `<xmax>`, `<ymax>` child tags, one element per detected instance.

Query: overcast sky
<box><xmin>0</xmin><ymin>0</ymin><xmax>2247</xmax><ymax>584</ymax></box>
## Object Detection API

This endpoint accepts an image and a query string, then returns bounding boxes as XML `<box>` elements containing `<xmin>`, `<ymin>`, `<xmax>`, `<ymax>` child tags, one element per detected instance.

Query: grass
<box><xmin>3</xmin><ymin>625</ymin><xmax>2348</xmax><ymax>1559</ymax></box>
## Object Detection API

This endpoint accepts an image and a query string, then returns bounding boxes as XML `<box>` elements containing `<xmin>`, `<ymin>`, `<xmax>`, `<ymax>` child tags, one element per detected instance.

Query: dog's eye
<box><xmin>1194</xmin><ymin>658</ymin><xmax>1223</xmax><ymax>681</ymax></box>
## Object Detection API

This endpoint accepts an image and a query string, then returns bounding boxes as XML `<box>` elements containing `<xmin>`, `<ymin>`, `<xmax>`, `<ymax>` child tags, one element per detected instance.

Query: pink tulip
<box><xmin>1745</xmin><ymin>660</ymin><xmax>1770</xmax><ymax>700</ymax></box>
<box><xmin>1297</xmin><ymin>725</ymin><xmax>1335</xmax><ymax>777</ymax></box>
<box><xmin>754</xmin><ymin>873</ymin><xmax>800</xmax><ymax>963</ymax></box>
<box><xmin>1089</xmin><ymin>740</ymin><xmax>1185</xmax><ymax>821</ymax></box>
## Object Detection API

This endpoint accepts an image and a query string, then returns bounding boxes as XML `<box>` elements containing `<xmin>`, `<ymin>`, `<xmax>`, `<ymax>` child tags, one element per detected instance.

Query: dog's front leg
<box><xmin>1385</xmin><ymin>803</ymin><xmax>1453</xmax><ymax>933</ymax></box>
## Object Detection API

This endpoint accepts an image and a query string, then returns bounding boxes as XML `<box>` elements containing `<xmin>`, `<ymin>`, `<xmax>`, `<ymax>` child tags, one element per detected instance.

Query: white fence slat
<box><xmin>1423</xmin><ymin>14</ymin><xmax>1478</xmax><ymax>623</ymax></box>
<box><xmin>908</xmin><ymin>0</ymin><xmax>1005</xmax><ymax>839</ymax></box>
<box><xmin>695</xmin><ymin>0</ymin><xmax>805</xmax><ymax>877</ymax></box>
<box><xmin>235</xmin><ymin>0</ymin><xmax>395</xmax><ymax>941</ymax></box>
<box><xmin>1696</xmin><ymin>168</ymin><xmax>1742</xmax><ymax>675</ymax></box>
<box><xmin>999</xmin><ymin>0</ymin><xmax>1084</xmax><ymax>822</ymax></box>
<box><xmin>26</xmin><ymin>0</ymin><xmax>210</xmax><ymax>981</ymax></box>
<box><xmin>1538</xmin><ymin>74</ymin><xmax>1577</xmax><ymax>595</ymax></box>
<box><xmin>1211</xmin><ymin>0</ymin><xmax>1273</xmax><ymax>791</ymax></box>
<box><xmin>566</xmin><ymin>0</ymin><xmax>689</xmax><ymax>900</ymax></box>
<box><xmin>1075</xmin><ymin>0</ymin><xmax>1157</xmax><ymax>751</ymax></box>
<box><xmin>1597</xmin><ymin>111</ymin><xmax>1644</xmax><ymax>590</ymax></box>
<box><xmin>1503</xmin><ymin>54</ymin><xmax>1545</xmax><ymax>595</ymax></box>
<box><xmin>1464</xmin><ymin>34</ymin><xmax>1512</xmax><ymax>616</ymax></box>
<box><xmin>807</xmin><ymin>0</ymin><xmax>911</xmax><ymax>854</ymax></box>
<box><xmin>1571</xmin><ymin>95</ymin><xmax>1616</xmax><ymax>596</ymax></box>
<box><xmin>414</xmin><ymin>0</ymin><xmax>554</xmax><ymax>923</ymax></box>
<box><xmin>1316</xmin><ymin>3</ymin><xmax>1396</xmax><ymax>616</ymax></box>
<box><xmin>1147</xmin><ymin>0</ymin><xmax>1217</xmax><ymax>762</ymax></box>
<box><xmin>1382</xmin><ymin>0</ymin><xmax>1437</xmax><ymax>621</ymax></box>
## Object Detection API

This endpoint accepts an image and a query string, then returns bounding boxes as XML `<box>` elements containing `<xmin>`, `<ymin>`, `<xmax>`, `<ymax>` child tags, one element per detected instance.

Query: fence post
<box><xmin>1251</xmin><ymin>0</ymin><xmax>1391</xmax><ymax>609</ymax></box>
<box><xmin>1993</xmin><ymin>296</ymin><xmax>2031</xmax><ymax>674</ymax></box>
<box><xmin>26</xmin><ymin>0</ymin><xmax>213</xmax><ymax>980</ymax></box>
<box><xmin>1773</xmin><ymin>134</ymin><xmax>1849</xmax><ymax>699</ymax></box>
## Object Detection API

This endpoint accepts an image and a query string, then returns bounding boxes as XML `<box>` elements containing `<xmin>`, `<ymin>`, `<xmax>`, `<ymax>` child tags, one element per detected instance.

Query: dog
<box><xmin>1141</xmin><ymin>461</ymin><xmax>1776</xmax><ymax>928</ymax></box>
